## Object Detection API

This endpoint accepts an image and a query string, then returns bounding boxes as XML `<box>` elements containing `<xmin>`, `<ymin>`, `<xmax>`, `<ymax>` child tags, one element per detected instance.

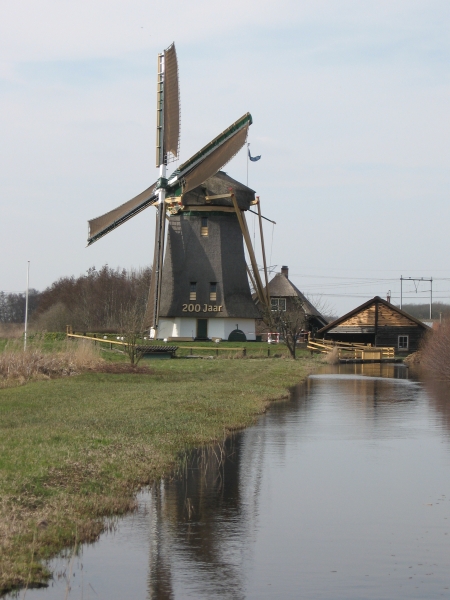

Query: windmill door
<box><xmin>196</xmin><ymin>319</ymin><xmax>208</xmax><ymax>340</ymax></box>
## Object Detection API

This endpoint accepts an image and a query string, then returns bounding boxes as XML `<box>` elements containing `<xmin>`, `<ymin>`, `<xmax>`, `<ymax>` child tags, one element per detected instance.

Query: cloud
<box><xmin>1</xmin><ymin>0</ymin><xmax>450</xmax><ymax>313</ymax></box>
<box><xmin>1</xmin><ymin>1</ymin><xmax>448</xmax><ymax>64</ymax></box>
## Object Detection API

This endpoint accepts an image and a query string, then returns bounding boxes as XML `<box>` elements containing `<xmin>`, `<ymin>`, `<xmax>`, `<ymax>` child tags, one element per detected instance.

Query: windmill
<box><xmin>87</xmin><ymin>43</ymin><xmax>270</xmax><ymax>340</ymax></box>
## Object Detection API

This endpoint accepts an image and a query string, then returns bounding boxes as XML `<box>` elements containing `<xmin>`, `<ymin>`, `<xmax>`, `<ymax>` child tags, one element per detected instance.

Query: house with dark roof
<box><xmin>316</xmin><ymin>296</ymin><xmax>429</xmax><ymax>353</ymax></box>
<box><xmin>256</xmin><ymin>266</ymin><xmax>328</xmax><ymax>336</ymax></box>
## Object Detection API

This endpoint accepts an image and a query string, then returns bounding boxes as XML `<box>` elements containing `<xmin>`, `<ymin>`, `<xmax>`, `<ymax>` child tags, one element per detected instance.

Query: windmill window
<box><xmin>201</xmin><ymin>217</ymin><xmax>208</xmax><ymax>237</ymax></box>
<box><xmin>398</xmin><ymin>335</ymin><xmax>409</xmax><ymax>350</ymax></box>
<box><xmin>271</xmin><ymin>298</ymin><xmax>286</xmax><ymax>311</ymax></box>
<box><xmin>210</xmin><ymin>282</ymin><xmax>217</xmax><ymax>302</ymax></box>
<box><xmin>190</xmin><ymin>282</ymin><xmax>197</xmax><ymax>301</ymax></box>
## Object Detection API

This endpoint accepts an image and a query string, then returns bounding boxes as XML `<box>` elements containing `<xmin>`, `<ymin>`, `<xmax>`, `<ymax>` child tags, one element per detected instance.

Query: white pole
<box><xmin>24</xmin><ymin>261</ymin><xmax>30</xmax><ymax>350</ymax></box>
<box><xmin>430</xmin><ymin>277</ymin><xmax>433</xmax><ymax>320</ymax></box>
<box><xmin>400</xmin><ymin>275</ymin><xmax>403</xmax><ymax>310</ymax></box>
<box><xmin>247</xmin><ymin>143</ymin><xmax>249</xmax><ymax>187</ymax></box>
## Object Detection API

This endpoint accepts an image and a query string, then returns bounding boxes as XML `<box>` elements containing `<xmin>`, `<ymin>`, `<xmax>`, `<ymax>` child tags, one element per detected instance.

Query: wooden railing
<box><xmin>307</xmin><ymin>338</ymin><xmax>395</xmax><ymax>361</ymax></box>
<box><xmin>66</xmin><ymin>331</ymin><xmax>247</xmax><ymax>357</ymax></box>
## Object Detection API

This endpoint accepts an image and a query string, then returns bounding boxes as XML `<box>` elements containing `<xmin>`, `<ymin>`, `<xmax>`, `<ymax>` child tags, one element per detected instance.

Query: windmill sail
<box><xmin>166</xmin><ymin>113</ymin><xmax>252</xmax><ymax>193</ymax></box>
<box><xmin>163</xmin><ymin>43</ymin><xmax>180</xmax><ymax>160</ymax></box>
<box><xmin>182</xmin><ymin>123</ymin><xmax>249</xmax><ymax>194</ymax></box>
<box><xmin>87</xmin><ymin>113</ymin><xmax>252</xmax><ymax>246</ymax></box>
<box><xmin>151</xmin><ymin>42</ymin><xmax>180</xmax><ymax>331</ymax></box>
<box><xmin>88</xmin><ymin>183</ymin><xmax>157</xmax><ymax>245</ymax></box>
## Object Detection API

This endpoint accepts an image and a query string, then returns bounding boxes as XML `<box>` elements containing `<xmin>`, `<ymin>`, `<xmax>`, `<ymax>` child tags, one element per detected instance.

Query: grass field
<box><xmin>0</xmin><ymin>343</ymin><xmax>320</xmax><ymax>594</ymax></box>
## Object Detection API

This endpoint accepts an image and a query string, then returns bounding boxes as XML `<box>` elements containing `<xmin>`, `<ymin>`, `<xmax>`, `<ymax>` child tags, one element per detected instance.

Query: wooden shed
<box><xmin>316</xmin><ymin>296</ymin><xmax>429</xmax><ymax>353</ymax></box>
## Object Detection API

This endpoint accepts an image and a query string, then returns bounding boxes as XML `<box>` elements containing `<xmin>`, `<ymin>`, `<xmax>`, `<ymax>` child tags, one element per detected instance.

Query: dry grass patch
<box><xmin>0</xmin><ymin>324</ymin><xmax>23</xmax><ymax>339</ymax></box>
<box><xmin>420</xmin><ymin>321</ymin><xmax>450</xmax><ymax>380</ymax></box>
<box><xmin>0</xmin><ymin>340</ymin><xmax>103</xmax><ymax>388</ymax></box>
<box><xmin>324</xmin><ymin>346</ymin><xmax>339</xmax><ymax>365</ymax></box>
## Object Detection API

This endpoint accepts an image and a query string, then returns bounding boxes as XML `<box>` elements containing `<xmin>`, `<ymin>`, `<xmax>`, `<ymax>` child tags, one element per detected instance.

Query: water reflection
<box><xmin>11</xmin><ymin>365</ymin><xmax>450</xmax><ymax>600</ymax></box>
<box><xmin>421</xmin><ymin>377</ymin><xmax>450</xmax><ymax>439</ymax></box>
<box><xmin>148</xmin><ymin>438</ymin><xmax>251</xmax><ymax>600</ymax></box>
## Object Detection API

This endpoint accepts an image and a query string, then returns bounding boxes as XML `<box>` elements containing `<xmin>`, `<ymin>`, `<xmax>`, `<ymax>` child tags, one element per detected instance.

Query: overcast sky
<box><xmin>1</xmin><ymin>0</ymin><xmax>449</xmax><ymax>316</ymax></box>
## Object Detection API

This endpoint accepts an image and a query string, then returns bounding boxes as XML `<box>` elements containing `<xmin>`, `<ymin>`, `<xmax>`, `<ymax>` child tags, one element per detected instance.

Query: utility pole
<box><xmin>400</xmin><ymin>276</ymin><xmax>403</xmax><ymax>310</ymax></box>
<box><xmin>246</xmin><ymin>143</ymin><xmax>249</xmax><ymax>186</ymax></box>
<box><xmin>399</xmin><ymin>276</ymin><xmax>433</xmax><ymax>319</ymax></box>
<box><xmin>24</xmin><ymin>260</ymin><xmax>30</xmax><ymax>350</ymax></box>
<box><xmin>430</xmin><ymin>277</ymin><xmax>433</xmax><ymax>320</ymax></box>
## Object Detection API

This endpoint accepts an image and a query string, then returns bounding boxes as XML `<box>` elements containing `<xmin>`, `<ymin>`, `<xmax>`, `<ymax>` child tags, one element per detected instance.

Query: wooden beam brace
<box><xmin>230</xmin><ymin>191</ymin><xmax>267</xmax><ymax>309</ymax></box>
<box><xmin>246</xmin><ymin>263</ymin><xmax>258</xmax><ymax>295</ymax></box>
<box><xmin>204</xmin><ymin>193</ymin><xmax>233</xmax><ymax>201</ymax></box>
<box><xmin>257</xmin><ymin>197</ymin><xmax>271</xmax><ymax>309</ymax></box>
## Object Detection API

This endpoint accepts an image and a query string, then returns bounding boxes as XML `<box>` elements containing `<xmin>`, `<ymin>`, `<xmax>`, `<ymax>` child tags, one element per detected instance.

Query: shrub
<box><xmin>0</xmin><ymin>340</ymin><xmax>103</xmax><ymax>388</ymax></box>
<box><xmin>420</xmin><ymin>321</ymin><xmax>450</xmax><ymax>380</ymax></box>
<box><xmin>325</xmin><ymin>346</ymin><xmax>339</xmax><ymax>365</ymax></box>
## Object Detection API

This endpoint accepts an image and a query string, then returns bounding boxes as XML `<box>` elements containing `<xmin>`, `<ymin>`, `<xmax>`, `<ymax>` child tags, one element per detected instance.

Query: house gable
<box><xmin>377</xmin><ymin>303</ymin><xmax>417</xmax><ymax>327</ymax></box>
<box><xmin>337</xmin><ymin>305</ymin><xmax>376</xmax><ymax>329</ymax></box>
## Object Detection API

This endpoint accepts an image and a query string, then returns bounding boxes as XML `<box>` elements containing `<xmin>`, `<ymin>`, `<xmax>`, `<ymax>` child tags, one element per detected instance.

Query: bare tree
<box><xmin>305</xmin><ymin>293</ymin><xmax>337</xmax><ymax>323</ymax></box>
<box><xmin>119</xmin><ymin>299</ymin><xmax>147</xmax><ymax>366</ymax></box>
<box><xmin>266</xmin><ymin>297</ymin><xmax>308</xmax><ymax>359</ymax></box>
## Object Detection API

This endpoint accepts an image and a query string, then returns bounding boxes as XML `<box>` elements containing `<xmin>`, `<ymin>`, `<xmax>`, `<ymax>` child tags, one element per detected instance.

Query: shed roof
<box><xmin>263</xmin><ymin>272</ymin><xmax>328</xmax><ymax>324</ymax></box>
<box><xmin>317</xmin><ymin>296</ymin><xmax>429</xmax><ymax>335</ymax></box>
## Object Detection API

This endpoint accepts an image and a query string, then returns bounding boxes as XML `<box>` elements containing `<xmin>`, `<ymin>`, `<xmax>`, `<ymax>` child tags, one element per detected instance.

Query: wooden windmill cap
<box><xmin>182</xmin><ymin>171</ymin><xmax>255</xmax><ymax>210</ymax></box>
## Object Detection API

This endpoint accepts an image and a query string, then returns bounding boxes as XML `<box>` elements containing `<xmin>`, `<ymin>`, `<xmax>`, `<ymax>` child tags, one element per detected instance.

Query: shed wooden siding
<box><xmin>377</xmin><ymin>304</ymin><xmax>417</xmax><ymax>327</ymax></box>
<box><xmin>375</xmin><ymin>327</ymin><xmax>424</xmax><ymax>350</ymax></box>
<box><xmin>329</xmin><ymin>303</ymin><xmax>418</xmax><ymax>333</ymax></box>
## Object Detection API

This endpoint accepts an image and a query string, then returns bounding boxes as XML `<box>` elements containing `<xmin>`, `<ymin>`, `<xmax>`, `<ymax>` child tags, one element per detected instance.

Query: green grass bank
<box><xmin>0</xmin><ymin>353</ymin><xmax>319</xmax><ymax>594</ymax></box>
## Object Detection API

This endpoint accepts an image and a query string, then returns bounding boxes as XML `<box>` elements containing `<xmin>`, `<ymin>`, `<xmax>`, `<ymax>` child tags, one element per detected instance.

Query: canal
<box><xmin>15</xmin><ymin>364</ymin><xmax>450</xmax><ymax>599</ymax></box>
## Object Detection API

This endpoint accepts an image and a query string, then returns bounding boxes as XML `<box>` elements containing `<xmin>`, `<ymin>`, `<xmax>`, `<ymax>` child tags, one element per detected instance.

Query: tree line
<box><xmin>0</xmin><ymin>265</ymin><xmax>151</xmax><ymax>332</ymax></box>
<box><xmin>0</xmin><ymin>290</ymin><xmax>40</xmax><ymax>324</ymax></box>
<box><xmin>398</xmin><ymin>303</ymin><xmax>450</xmax><ymax>320</ymax></box>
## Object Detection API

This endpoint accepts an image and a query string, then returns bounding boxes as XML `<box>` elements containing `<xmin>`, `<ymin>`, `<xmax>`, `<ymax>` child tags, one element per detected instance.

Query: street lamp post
<box><xmin>24</xmin><ymin>261</ymin><xmax>30</xmax><ymax>350</ymax></box>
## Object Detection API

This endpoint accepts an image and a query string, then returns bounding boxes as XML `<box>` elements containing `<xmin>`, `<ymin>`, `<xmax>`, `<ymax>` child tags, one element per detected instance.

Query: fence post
<box><xmin>190</xmin><ymin>347</ymin><xmax>193</xmax><ymax>356</ymax></box>
<box><xmin>243</xmin><ymin>347</ymin><xmax>246</xmax><ymax>357</ymax></box>
<box><xmin>268</xmin><ymin>347</ymin><xmax>270</xmax><ymax>357</ymax></box>
<box><xmin>216</xmin><ymin>348</ymin><xmax>219</xmax><ymax>357</ymax></box>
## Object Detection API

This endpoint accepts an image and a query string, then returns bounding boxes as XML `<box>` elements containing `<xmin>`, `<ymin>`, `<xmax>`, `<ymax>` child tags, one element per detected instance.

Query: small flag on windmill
<box><xmin>248</xmin><ymin>145</ymin><xmax>261</xmax><ymax>162</ymax></box>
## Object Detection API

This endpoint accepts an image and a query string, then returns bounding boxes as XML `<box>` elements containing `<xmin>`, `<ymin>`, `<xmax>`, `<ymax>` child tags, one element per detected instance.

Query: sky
<box><xmin>1</xmin><ymin>0</ymin><xmax>450</xmax><ymax>317</ymax></box>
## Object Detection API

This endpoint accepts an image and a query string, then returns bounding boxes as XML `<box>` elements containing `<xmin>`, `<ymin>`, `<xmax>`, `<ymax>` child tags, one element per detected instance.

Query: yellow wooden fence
<box><xmin>307</xmin><ymin>338</ymin><xmax>395</xmax><ymax>361</ymax></box>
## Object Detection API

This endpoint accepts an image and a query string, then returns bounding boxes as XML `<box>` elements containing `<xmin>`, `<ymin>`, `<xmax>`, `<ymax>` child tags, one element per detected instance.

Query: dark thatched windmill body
<box><xmin>87</xmin><ymin>43</ymin><xmax>271</xmax><ymax>340</ymax></box>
